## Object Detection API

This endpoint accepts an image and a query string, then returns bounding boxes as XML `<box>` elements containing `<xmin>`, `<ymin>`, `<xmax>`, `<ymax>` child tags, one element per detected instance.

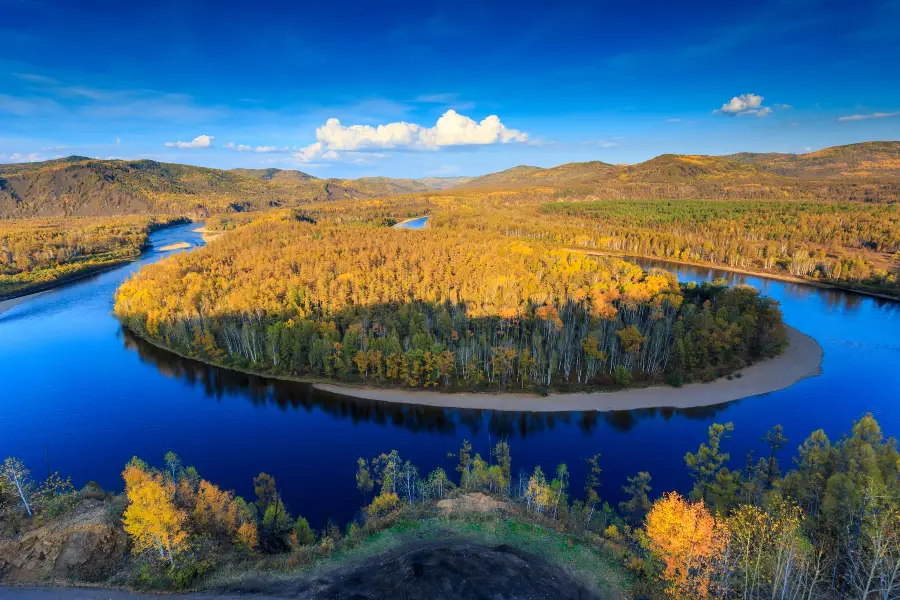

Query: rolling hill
<box><xmin>724</xmin><ymin>141</ymin><xmax>900</xmax><ymax>178</ymax></box>
<box><xmin>0</xmin><ymin>158</ymin><xmax>456</xmax><ymax>218</ymax></box>
<box><xmin>1</xmin><ymin>142</ymin><xmax>898</xmax><ymax>219</ymax></box>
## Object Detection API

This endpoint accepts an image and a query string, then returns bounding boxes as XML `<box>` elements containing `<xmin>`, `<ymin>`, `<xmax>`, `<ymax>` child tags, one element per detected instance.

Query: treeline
<box><xmin>0</xmin><ymin>216</ymin><xmax>188</xmax><ymax>299</ymax></box>
<box><xmin>292</xmin><ymin>189</ymin><xmax>900</xmax><ymax>296</ymax></box>
<box><xmin>114</xmin><ymin>219</ymin><xmax>786</xmax><ymax>391</ymax></box>
<box><xmin>415</xmin><ymin>196</ymin><xmax>899</xmax><ymax>295</ymax></box>
<box><xmin>3</xmin><ymin>414</ymin><xmax>897</xmax><ymax>598</ymax></box>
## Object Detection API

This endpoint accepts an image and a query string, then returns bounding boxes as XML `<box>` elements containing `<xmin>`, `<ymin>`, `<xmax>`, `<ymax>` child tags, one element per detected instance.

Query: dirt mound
<box><xmin>436</xmin><ymin>492</ymin><xmax>509</xmax><ymax>515</ymax></box>
<box><xmin>0</xmin><ymin>500</ymin><xmax>128</xmax><ymax>584</ymax></box>
<box><xmin>237</xmin><ymin>539</ymin><xmax>602</xmax><ymax>600</ymax></box>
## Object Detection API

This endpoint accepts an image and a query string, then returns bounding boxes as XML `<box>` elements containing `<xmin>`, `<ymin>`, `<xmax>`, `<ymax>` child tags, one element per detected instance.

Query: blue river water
<box><xmin>394</xmin><ymin>216</ymin><xmax>430</xmax><ymax>229</ymax></box>
<box><xmin>1</xmin><ymin>222</ymin><xmax>898</xmax><ymax>527</ymax></box>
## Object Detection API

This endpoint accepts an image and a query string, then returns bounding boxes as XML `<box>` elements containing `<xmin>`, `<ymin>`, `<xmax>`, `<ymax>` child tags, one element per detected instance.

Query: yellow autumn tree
<box><xmin>193</xmin><ymin>479</ymin><xmax>259</xmax><ymax>550</ymax></box>
<box><xmin>122</xmin><ymin>464</ymin><xmax>189</xmax><ymax>565</ymax></box>
<box><xmin>645</xmin><ymin>491</ymin><xmax>729</xmax><ymax>599</ymax></box>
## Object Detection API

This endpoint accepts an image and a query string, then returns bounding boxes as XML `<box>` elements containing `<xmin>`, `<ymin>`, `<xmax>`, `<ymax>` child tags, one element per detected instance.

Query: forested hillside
<box><xmin>114</xmin><ymin>216</ymin><xmax>787</xmax><ymax>391</ymax></box>
<box><xmin>725</xmin><ymin>141</ymin><xmax>900</xmax><ymax>178</ymax></box>
<box><xmin>3</xmin><ymin>142</ymin><xmax>899</xmax><ymax>220</ymax></box>
<box><xmin>0</xmin><ymin>157</ymin><xmax>450</xmax><ymax>219</ymax></box>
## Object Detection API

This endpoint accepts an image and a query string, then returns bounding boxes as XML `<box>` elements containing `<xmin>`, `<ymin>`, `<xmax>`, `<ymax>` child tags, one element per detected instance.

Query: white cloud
<box><xmin>294</xmin><ymin>109</ymin><xmax>527</xmax><ymax>163</ymax></box>
<box><xmin>836</xmin><ymin>111</ymin><xmax>900</xmax><ymax>122</ymax></box>
<box><xmin>225</xmin><ymin>142</ymin><xmax>290</xmax><ymax>153</ymax></box>
<box><xmin>584</xmin><ymin>139</ymin><xmax>620</xmax><ymax>148</ymax></box>
<box><xmin>164</xmin><ymin>134</ymin><xmax>214</xmax><ymax>149</ymax></box>
<box><xmin>0</xmin><ymin>152</ymin><xmax>45</xmax><ymax>163</ymax></box>
<box><xmin>666</xmin><ymin>118</ymin><xmax>682</xmax><ymax>122</ymax></box>
<box><xmin>714</xmin><ymin>94</ymin><xmax>773</xmax><ymax>117</ymax></box>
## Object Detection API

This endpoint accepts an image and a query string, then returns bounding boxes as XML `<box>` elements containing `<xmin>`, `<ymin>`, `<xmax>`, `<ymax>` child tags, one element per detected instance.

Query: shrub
<box><xmin>613</xmin><ymin>366</ymin><xmax>633</xmax><ymax>387</ymax></box>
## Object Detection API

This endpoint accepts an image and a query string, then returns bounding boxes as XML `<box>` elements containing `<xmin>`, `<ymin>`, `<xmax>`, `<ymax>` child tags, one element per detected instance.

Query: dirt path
<box><xmin>317</xmin><ymin>325</ymin><xmax>823</xmax><ymax>412</ymax></box>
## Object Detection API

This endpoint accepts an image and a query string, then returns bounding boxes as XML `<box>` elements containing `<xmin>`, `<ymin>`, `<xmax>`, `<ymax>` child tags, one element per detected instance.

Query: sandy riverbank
<box><xmin>315</xmin><ymin>326</ymin><xmax>823</xmax><ymax>412</ymax></box>
<box><xmin>0</xmin><ymin>293</ymin><xmax>40</xmax><ymax>316</ymax></box>
<box><xmin>192</xmin><ymin>227</ymin><xmax>225</xmax><ymax>242</ymax></box>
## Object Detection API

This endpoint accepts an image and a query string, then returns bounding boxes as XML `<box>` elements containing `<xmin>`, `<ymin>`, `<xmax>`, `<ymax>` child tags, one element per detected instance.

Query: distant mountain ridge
<box><xmin>1</xmin><ymin>141</ymin><xmax>898</xmax><ymax>218</ymax></box>
<box><xmin>0</xmin><ymin>157</ymin><xmax>462</xmax><ymax>218</ymax></box>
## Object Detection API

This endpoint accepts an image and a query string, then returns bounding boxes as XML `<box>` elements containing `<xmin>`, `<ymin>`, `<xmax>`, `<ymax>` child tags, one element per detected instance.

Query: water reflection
<box><xmin>122</xmin><ymin>327</ymin><xmax>734</xmax><ymax>437</ymax></box>
<box><xmin>629</xmin><ymin>256</ymin><xmax>898</xmax><ymax>315</ymax></box>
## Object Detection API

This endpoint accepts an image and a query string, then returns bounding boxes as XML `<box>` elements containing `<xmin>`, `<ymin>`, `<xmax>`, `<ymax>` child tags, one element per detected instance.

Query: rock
<box><xmin>0</xmin><ymin>500</ymin><xmax>128</xmax><ymax>584</ymax></box>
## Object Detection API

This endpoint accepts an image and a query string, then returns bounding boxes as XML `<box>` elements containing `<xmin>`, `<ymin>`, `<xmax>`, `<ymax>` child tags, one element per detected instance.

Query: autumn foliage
<box><xmin>645</xmin><ymin>492</ymin><xmax>730</xmax><ymax>599</ymax></box>
<box><xmin>114</xmin><ymin>217</ymin><xmax>786</xmax><ymax>392</ymax></box>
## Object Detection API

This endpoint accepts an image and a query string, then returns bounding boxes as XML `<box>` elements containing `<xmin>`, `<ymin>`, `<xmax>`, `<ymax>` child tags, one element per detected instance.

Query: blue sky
<box><xmin>1</xmin><ymin>0</ymin><xmax>898</xmax><ymax>178</ymax></box>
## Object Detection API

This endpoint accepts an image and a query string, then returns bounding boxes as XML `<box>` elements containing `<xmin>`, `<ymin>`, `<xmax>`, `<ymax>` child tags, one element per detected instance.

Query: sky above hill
<box><xmin>1</xmin><ymin>0</ymin><xmax>898</xmax><ymax>178</ymax></box>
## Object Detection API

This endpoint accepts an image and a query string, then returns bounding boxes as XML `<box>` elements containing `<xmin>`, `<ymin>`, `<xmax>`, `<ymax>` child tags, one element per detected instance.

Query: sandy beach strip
<box><xmin>158</xmin><ymin>241</ymin><xmax>191</xmax><ymax>251</ymax></box>
<box><xmin>0</xmin><ymin>291</ymin><xmax>46</xmax><ymax>317</ymax></box>
<box><xmin>315</xmin><ymin>326</ymin><xmax>823</xmax><ymax>412</ymax></box>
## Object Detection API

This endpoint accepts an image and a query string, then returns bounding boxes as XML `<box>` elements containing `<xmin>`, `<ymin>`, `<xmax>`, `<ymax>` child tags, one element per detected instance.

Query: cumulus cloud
<box><xmin>164</xmin><ymin>134</ymin><xmax>214</xmax><ymax>149</ymax></box>
<box><xmin>837</xmin><ymin>111</ymin><xmax>900</xmax><ymax>122</ymax></box>
<box><xmin>714</xmin><ymin>94</ymin><xmax>772</xmax><ymax>117</ymax></box>
<box><xmin>294</xmin><ymin>110</ymin><xmax>527</xmax><ymax>163</ymax></box>
<box><xmin>225</xmin><ymin>142</ymin><xmax>290</xmax><ymax>153</ymax></box>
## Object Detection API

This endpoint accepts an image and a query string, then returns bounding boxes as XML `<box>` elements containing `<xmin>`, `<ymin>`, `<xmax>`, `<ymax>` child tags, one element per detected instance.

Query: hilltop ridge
<box><xmin>1</xmin><ymin>141</ymin><xmax>898</xmax><ymax>218</ymax></box>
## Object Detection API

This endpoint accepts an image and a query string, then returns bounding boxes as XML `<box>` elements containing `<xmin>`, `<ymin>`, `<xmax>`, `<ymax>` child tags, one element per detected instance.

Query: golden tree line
<box><xmin>114</xmin><ymin>217</ymin><xmax>787</xmax><ymax>391</ymax></box>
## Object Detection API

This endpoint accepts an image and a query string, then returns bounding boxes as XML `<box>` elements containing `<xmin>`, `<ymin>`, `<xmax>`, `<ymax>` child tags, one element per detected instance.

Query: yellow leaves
<box><xmin>366</xmin><ymin>492</ymin><xmax>400</xmax><ymax>518</ymax></box>
<box><xmin>645</xmin><ymin>492</ymin><xmax>729</xmax><ymax>600</ymax></box>
<box><xmin>121</xmin><ymin>465</ymin><xmax>188</xmax><ymax>564</ymax></box>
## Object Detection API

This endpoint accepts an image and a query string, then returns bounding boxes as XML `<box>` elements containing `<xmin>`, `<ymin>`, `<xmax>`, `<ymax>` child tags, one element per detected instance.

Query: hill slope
<box><xmin>724</xmin><ymin>141</ymin><xmax>900</xmax><ymax>178</ymax></box>
<box><xmin>2</xmin><ymin>142</ymin><xmax>899</xmax><ymax>218</ymax></box>
<box><xmin>0</xmin><ymin>158</ymin><xmax>455</xmax><ymax>218</ymax></box>
<box><xmin>458</xmin><ymin>142</ymin><xmax>900</xmax><ymax>202</ymax></box>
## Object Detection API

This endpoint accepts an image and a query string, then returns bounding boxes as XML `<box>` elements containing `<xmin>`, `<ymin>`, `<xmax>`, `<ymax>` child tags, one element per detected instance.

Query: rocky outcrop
<box><xmin>0</xmin><ymin>500</ymin><xmax>128</xmax><ymax>584</ymax></box>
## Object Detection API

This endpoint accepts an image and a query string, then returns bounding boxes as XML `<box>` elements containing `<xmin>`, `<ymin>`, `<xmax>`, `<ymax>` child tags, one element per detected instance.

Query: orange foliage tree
<box><xmin>645</xmin><ymin>491</ymin><xmax>730</xmax><ymax>599</ymax></box>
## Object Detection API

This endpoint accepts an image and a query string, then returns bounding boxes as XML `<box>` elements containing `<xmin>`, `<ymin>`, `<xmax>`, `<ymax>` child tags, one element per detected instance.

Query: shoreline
<box><xmin>0</xmin><ymin>292</ymin><xmax>46</xmax><ymax>317</ymax></box>
<box><xmin>314</xmin><ymin>326</ymin><xmax>823</xmax><ymax>412</ymax></box>
<box><xmin>0</xmin><ymin>219</ymin><xmax>199</xmax><ymax>309</ymax></box>
<box><xmin>393</xmin><ymin>215</ymin><xmax>431</xmax><ymax>228</ymax></box>
<box><xmin>121</xmin><ymin>325</ymin><xmax>822</xmax><ymax>412</ymax></box>
<box><xmin>565</xmin><ymin>248</ymin><xmax>900</xmax><ymax>303</ymax></box>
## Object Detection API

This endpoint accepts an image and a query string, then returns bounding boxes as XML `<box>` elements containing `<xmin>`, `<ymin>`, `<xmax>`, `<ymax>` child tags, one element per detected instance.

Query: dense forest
<box><xmin>495</xmin><ymin>198</ymin><xmax>899</xmax><ymax>294</ymax></box>
<box><xmin>292</xmin><ymin>189</ymin><xmax>899</xmax><ymax>297</ymax></box>
<box><xmin>3</xmin><ymin>415</ymin><xmax>897</xmax><ymax>599</ymax></box>
<box><xmin>114</xmin><ymin>217</ymin><xmax>787</xmax><ymax>391</ymax></box>
<box><xmin>0</xmin><ymin>216</ymin><xmax>186</xmax><ymax>299</ymax></box>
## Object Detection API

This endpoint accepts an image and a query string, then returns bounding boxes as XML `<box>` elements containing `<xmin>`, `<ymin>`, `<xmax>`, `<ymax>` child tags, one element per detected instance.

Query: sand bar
<box><xmin>158</xmin><ymin>241</ymin><xmax>191</xmax><ymax>251</ymax></box>
<box><xmin>315</xmin><ymin>326</ymin><xmax>823</xmax><ymax>412</ymax></box>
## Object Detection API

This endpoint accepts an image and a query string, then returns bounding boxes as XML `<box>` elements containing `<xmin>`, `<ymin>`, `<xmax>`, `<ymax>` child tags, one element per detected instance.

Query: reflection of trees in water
<box><xmin>121</xmin><ymin>327</ymin><xmax>733</xmax><ymax>439</ymax></box>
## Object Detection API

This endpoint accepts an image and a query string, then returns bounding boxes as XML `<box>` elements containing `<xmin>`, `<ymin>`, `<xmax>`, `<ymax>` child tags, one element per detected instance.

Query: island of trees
<box><xmin>2</xmin><ymin>414</ymin><xmax>897</xmax><ymax>599</ymax></box>
<box><xmin>113</xmin><ymin>216</ymin><xmax>787</xmax><ymax>392</ymax></box>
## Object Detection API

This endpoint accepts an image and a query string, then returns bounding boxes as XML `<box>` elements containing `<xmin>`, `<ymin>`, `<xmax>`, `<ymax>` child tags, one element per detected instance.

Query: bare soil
<box><xmin>230</xmin><ymin>538</ymin><xmax>604</xmax><ymax>599</ymax></box>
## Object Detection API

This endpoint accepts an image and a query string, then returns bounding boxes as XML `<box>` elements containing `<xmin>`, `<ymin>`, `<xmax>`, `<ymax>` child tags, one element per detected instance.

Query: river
<box><xmin>1</xmin><ymin>222</ymin><xmax>899</xmax><ymax>528</ymax></box>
